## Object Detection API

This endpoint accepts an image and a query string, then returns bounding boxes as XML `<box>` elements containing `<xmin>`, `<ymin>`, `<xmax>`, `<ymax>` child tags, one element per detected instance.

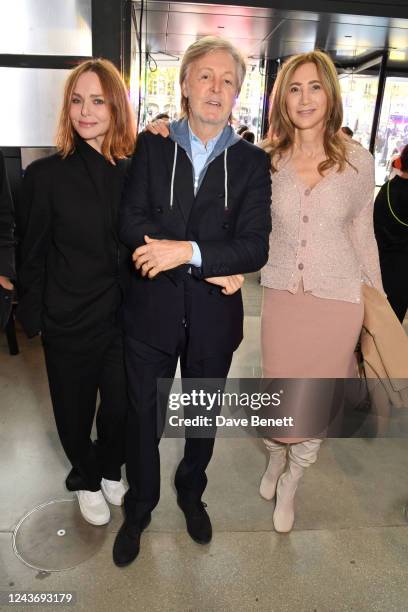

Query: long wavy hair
<box><xmin>56</xmin><ymin>59</ymin><xmax>136</xmax><ymax>161</ymax></box>
<box><xmin>264</xmin><ymin>50</ymin><xmax>351</xmax><ymax>174</ymax></box>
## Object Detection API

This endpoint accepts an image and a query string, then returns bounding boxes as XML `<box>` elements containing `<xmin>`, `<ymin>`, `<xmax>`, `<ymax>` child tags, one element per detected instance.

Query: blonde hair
<box><xmin>179</xmin><ymin>36</ymin><xmax>246</xmax><ymax>118</ymax></box>
<box><xmin>264</xmin><ymin>50</ymin><xmax>350</xmax><ymax>174</ymax></box>
<box><xmin>56</xmin><ymin>58</ymin><xmax>136</xmax><ymax>161</ymax></box>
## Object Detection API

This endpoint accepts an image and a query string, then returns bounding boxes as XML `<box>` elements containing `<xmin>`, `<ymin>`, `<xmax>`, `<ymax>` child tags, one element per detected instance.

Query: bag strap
<box><xmin>387</xmin><ymin>180</ymin><xmax>408</xmax><ymax>227</ymax></box>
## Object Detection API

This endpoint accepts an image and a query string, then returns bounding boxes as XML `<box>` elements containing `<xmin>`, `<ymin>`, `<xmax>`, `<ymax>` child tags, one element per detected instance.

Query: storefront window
<box><xmin>339</xmin><ymin>74</ymin><xmax>379</xmax><ymax>150</ymax></box>
<box><xmin>234</xmin><ymin>64</ymin><xmax>265</xmax><ymax>140</ymax></box>
<box><xmin>136</xmin><ymin>64</ymin><xmax>180</xmax><ymax>126</ymax></box>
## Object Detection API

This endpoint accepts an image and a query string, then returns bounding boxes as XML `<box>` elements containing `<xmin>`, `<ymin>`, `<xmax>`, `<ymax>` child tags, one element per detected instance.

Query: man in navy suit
<box><xmin>113</xmin><ymin>36</ymin><xmax>272</xmax><ymax>567</ymax></box>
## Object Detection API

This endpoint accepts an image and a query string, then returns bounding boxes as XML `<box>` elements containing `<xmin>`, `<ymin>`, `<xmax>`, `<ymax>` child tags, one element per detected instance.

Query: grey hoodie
<box><xmin>168</xmin><ymin>118</ymin><xmax>241</xmax><ymax>211</ymax></box>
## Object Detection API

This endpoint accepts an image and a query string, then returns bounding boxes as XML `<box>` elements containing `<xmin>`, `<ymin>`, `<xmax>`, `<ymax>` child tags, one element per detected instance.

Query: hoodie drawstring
<box><xmin>169</xmin><ymin>141</ymin><xmax>228</xmax><ymax>211</ymax></box>
<box><xmin>169</xmin><ymin>142</ymin><xmax>178</xmax><ymax>210</ymax></box>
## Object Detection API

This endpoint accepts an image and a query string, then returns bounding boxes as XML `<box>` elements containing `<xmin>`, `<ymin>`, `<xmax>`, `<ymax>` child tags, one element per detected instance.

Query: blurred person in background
<box><xmin>242</xmin><ymin>130</ymin><xmax>255</xmax><ymax>144</ymax></box>
<box><xmin>374</xmin><ymin>143</ymin><xmax>408</xmax><ymax>323</ymax></box>
<box><xmin>341</xmin><ymin>126</ymin><xmax>353</xmax><ymax>139</ymax></box>
<box><xmin>341</xmin><ymin>126</ymin><xmax>362</xmax><ymax>147</ymax></box>
<box><xmin>236</xmin><ymin>124</ymin><xmax>249</xmax><ymax>135</ymax></box>
<box><xmin>387</xmin><ymin>147</ymin><xmax>403</xmax><ymax>180</ymax></box>
<box><xmin>153</xmin><ymin>112</ymin><xmax>170</xmax><ymax>121</ymax></box>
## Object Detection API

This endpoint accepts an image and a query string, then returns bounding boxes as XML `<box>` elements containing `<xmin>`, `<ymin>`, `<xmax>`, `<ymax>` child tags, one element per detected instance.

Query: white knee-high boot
<box><xmin>259</xmin><ymin>439</ymin><xmax>288</xmax><ymax>501</ymax></box>
<box><xmin>273</xmin><ymin>439</ymin><xmax>322</xmax><ymax>533</ymax></box>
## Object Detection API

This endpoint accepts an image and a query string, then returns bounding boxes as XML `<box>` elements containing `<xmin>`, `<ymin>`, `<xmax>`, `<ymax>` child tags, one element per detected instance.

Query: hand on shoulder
<box><xmin>144</xmin><ymin>118</ymin><xmax>170</xmax><ymax>138</ymax></box>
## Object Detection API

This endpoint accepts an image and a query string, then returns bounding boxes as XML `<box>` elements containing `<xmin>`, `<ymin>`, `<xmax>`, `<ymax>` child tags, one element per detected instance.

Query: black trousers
<box><xmin>43</xmin><ymin>327</ymin><xmax>128</xmax><ymax>491</ymax></box>
<box><xmin>123</xmin><ymin>328</ymin><xmax>233</xmax><ymax>523</ymax></box>
<box><xmin>380</xmin><ymin>253</ymin><xmax>408</xmax><ymax>323</ymax></box>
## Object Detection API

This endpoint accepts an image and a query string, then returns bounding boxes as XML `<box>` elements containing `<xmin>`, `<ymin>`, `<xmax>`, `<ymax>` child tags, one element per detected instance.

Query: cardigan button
<box><xmin>302</xmin><ymin>215</ymin><xmax>309</xmax><ymax>223</ymax></box>
<box><xmin>304</xmin><ymin>189</ymin><xmax>311</xmax><ymax>196</ymax></box>
<box><xmin>298</xmin><ymin>263</ymin><xmax>304</xmax><ymax>270</ymax></box>
<box><xmin>222</xmin><ymin>222</ymin><xmax>229</xmax><ymax>229</ymax></box>
<box><xmin>156</xmin><ymin>206</ymin><xmax>163</xmax><ymax>213</ymax></box>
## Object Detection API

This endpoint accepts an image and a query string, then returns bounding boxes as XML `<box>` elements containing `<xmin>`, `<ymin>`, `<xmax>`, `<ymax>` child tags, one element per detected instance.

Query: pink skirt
<box><xmin>261</xmin><ymin>285</ymin><xmax>364</xmax><ymax>379</ymax></box>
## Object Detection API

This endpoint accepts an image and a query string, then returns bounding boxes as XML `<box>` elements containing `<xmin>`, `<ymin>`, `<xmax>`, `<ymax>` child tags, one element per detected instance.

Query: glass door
<box><xmin>339</xmin><ymin>73</ymin><xmax>379</xmax><ymax>149</ymax></box>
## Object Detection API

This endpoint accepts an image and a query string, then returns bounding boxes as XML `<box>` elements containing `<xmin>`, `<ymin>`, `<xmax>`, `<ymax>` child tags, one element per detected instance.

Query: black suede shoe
<box><xmin>177</xmin><ymin>497</ymin><xmax>212</xmax><ymax>544</ymax></box>
<box><xmin>112</xmin><ymin>514</ymin><xmax>151</xmax><ymax>567</ymax></box>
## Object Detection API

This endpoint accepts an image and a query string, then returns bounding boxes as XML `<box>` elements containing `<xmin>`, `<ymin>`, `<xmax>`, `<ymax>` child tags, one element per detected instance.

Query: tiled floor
<box><xmin>1</xmin><ymin>300</ymin><xmax>408</xmax><ymax>611</ymax></box>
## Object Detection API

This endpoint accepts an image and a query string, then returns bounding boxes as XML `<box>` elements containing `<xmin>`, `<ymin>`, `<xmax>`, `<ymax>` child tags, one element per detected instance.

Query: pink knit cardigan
<box><xmin>261</xmin><ymin>143</ymin><xmax>384</xmax><ymax>303</ymax></box>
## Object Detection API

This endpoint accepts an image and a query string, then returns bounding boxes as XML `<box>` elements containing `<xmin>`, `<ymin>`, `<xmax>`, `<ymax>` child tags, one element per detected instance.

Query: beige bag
<box><xmin>360</xmin><ymin>284</ymin><xmax>408</xmax><ymax>410</ymax></box>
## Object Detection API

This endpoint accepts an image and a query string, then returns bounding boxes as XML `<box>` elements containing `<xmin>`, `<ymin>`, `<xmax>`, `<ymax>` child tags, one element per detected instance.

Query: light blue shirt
<box><xmin>188</xmin><ymin>123</ymin><xmax>223</xmax><ymax>268</ymax></box>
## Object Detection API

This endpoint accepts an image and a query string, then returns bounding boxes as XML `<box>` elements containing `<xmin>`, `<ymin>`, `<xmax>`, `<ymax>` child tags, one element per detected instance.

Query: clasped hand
<box><xmin>132</xmin><ymin>236</ymin><xmax>244</xmax><ymax>295</ymax></box>
<box><xmin>205</xmin><ymin>274</ymin><xmax>244</xmax><ymax>295</ymax></box>
<box><xmin>133</xmin><ymin>235</ymin><xmax>192</xmax><ymax>278</ymax></box>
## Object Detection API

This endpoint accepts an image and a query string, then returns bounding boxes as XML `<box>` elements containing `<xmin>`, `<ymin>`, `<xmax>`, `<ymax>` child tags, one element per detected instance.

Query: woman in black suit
<box><xmin>374</xmin><ymin>143</ymin><xmax>408</xmax><ymax>323</ymax></box>
<box><xmin>18</xmin><ymin>59</ymin><xmax>135</xmax><ymax>525</ymax></box>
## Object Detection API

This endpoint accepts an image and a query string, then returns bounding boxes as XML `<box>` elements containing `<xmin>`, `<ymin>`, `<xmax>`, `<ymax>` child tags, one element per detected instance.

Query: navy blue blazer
<box><xmin>119</xmin><ymin>131</ymin><xmax>272</xmax><ymax>362</ymax></box>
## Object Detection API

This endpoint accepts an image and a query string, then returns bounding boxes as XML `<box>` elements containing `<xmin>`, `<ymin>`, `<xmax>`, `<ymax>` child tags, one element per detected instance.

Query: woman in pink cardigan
<box><xmin>259</xmin><ymin>50</ymin><xmax>383</xmax><ymax>532</ymax></box>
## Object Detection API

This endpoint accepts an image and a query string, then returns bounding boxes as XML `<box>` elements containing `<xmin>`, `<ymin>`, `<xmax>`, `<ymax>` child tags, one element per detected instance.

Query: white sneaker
<box><xmin>76</xmin><ymin>490</ymin><xmax>110</xmax><ymax>525</ymax></box>
<box><xmin>101</xmin><ymin>478</ymin><xmax>128</xmax><ymax>506</ymax></box>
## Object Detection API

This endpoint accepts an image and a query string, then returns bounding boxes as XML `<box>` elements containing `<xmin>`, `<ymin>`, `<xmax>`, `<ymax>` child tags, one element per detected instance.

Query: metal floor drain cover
<box><xmin>12</xmin><ymin>499</ymin><xmax>108</xmax><ymax>572</ymax></box>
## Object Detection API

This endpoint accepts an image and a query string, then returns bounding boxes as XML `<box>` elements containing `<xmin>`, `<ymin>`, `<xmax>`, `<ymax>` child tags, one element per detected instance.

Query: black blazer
<box><xmin>119</xmin><ymin>131</ymin><xmax>272</xmax><ymax>362</ymax></box>
<box><xmin>17</xmin><ymin>139</ymin><xmax>131</xmax><ymax>339</ymax></box>
<box><xmin>0</xmin><ymin>152</ymin><xmax>15</xmax><ymax>280</ymax></box>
